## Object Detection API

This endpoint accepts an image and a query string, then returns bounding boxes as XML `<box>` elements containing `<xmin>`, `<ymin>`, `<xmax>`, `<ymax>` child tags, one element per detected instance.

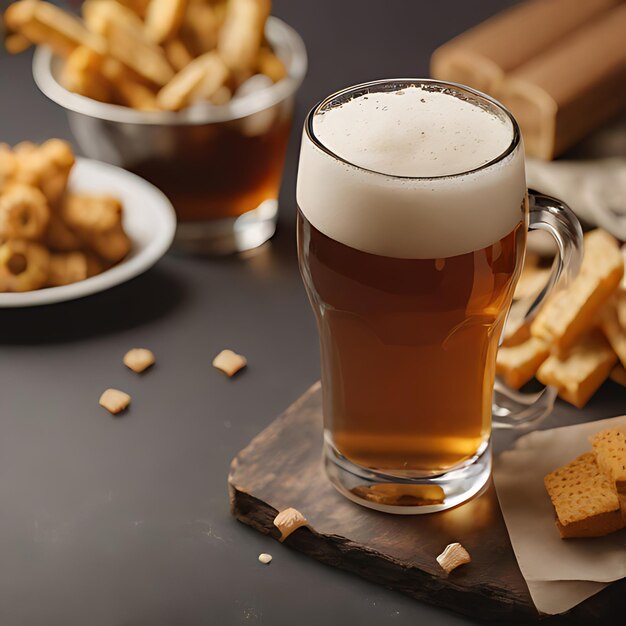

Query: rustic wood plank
<box><xmin>228</xmin><ymin>382</ymin><xmax>625</xmax><ymax>623</ymax></box>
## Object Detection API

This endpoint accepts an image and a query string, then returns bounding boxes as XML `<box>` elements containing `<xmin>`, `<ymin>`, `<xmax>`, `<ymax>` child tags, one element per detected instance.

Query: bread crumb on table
<box><xmin>212</xmin><ymin>349</ymin><xmax>247</xmax><ymax>377</ymax></box>
<box><xmin>99</xmin><ymin>388</ymin><xmax>131</xmax><ymax>414</ymax></box>
<box><xmin>123</xmin><ymin>348</ymin><xmax>156</xmax><ymax>373</ymax></box>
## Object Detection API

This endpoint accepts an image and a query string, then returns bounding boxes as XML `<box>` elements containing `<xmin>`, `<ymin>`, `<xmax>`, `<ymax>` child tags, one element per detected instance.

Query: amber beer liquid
<box><xmin>297</xmin><ymin>81</ymin><xmax>529</xmax><ymax>507</ymax></box>
<box><xmin>299</xmin><ymin>215</ymin><xmax>524</xmax><ymax>472</ymax></box>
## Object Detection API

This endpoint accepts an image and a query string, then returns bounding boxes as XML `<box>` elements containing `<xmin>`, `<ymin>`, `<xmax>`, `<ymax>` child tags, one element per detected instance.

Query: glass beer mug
<box><xmin>296</xmin><ymin>80</ymin><xmax>583</xmax><ymax>513</ymax></box>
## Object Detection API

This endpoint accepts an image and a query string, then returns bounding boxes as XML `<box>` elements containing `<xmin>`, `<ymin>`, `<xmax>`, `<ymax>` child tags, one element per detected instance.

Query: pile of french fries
<box><xmin>498</xmin><ymin>229</ymin><xmax>626</xmax><ymax>408</ymax></box>
<box><xmin>4</xmin><ymin>0</ymin><xmax>285</xmax><ymax>112</ymax></box>
<box><xmin>0</xmin><ymin>140</ymin><xmax>130</xmax><ymax>292</ymax></box>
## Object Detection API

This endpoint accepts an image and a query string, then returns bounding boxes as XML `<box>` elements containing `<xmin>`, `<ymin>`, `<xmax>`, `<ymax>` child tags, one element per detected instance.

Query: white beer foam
<box><xmin>297</xmin><ymin>86</ymin><xmax>526</xmax><ymax>259</ymax></box>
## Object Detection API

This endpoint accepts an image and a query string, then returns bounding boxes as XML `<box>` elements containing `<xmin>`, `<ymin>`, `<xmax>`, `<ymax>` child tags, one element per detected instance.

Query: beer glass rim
<box><xmin>304</xmin><ymin>78</ymin><xmax>521</xmax><ymax>181</ymax></box>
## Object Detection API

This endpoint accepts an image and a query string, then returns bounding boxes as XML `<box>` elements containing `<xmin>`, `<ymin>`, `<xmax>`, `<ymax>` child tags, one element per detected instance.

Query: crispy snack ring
<box><xmin>61</xmin><ymin>193</ymin><xmax>131</xmax><ymax>263</ymax></box>
<box><xmin>84</xmin><ymin>226</ymin><xmax>131</xmax><ymax>263</ymax></box>
<box><xmin>62</xmin><ymin>193</ymin><xmax>124</xmax><ymax>233</ymax></box>
<box><xmin>5</xmin><ymin>0</ymin><xmax>107</xmax><ymax>58</ymax></box>
<box><xmin>0</xmin><ymin>239</ymin><xmax>50</xmax><ymax>292</ymax></box>
<box><xmin>13</xmin><ymin>139</ymin><xmax>75</xmax><ymax>207</ymax></box>
<box><xmin>0</xmin><ymin>144</ymin><xmax>18</xmax><ymax>192</ymax></box>
<box><xmin>0</xmin><ymin>183</ymin><xmax>50</xmax><ymax>241</ymax></box>
<box><xmin>44</xmin><ymin>212</ymin><xmax>83</xmax><ymax>252</ymax></box>
<box><xmin>47</xmin><ymin>251</ymin><xmax>88</xmax><ymax>287</ymax></box>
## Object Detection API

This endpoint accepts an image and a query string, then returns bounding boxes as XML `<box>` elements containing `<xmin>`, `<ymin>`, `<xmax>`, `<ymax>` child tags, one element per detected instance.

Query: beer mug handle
<box><xmin>493</xmin><ymin>190</ymin><xmax>584</xmax><ymax>429</ymax></box>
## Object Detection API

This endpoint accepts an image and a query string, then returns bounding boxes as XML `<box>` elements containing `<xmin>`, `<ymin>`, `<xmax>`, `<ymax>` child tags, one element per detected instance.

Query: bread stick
<box><xmin>531</xmin><ymin>230</ymin><xmax>624</xmax><ymax>353</ymax></box>
<box><xmin>536</xmin><ymin>330</ymin><xmax>617</xmax><ymax>408</ymax></box>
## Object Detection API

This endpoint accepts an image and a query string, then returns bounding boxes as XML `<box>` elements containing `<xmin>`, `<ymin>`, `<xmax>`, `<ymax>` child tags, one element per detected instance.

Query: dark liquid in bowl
<box><xmin>130</xmin><ymin>114</ymin><xmax>292</xmax><ymax>222</ymax></box>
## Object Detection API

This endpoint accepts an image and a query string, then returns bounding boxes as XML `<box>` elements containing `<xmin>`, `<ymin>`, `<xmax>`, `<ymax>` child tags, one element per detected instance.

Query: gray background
<box><xmin>1</xmin><ymin>1</ymin><xmax>624</xmax><ymax>625</ymax></box>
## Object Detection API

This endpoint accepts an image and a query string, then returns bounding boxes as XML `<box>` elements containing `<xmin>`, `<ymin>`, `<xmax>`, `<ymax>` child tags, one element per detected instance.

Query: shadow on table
<box><xmin>0</xmin><ymin>265</ymin><xmax>186</xmax><ymax>345</ymax></box>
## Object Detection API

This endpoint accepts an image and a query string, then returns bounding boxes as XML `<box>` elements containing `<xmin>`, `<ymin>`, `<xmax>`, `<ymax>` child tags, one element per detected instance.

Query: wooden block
<box><xmin>229</xmin><ymin>383</ymin><xmax>626</xmax><ymax>622</ymax></box>
<box><xmin>536</xmin><ymin>330</ymin><xmax>617</xmax><ymax>408</ymax></box>
<box><xmin>430</xmin><ymin>0</ymin><xmax>620</xmax><ymax>95</ymax></box>
<box><xmin>497</xmin><ymin>5</ymin><xmax>626</xmax><ymax>159</ymax></box>
<box><xmin>531</xmin><ymin>230</ymin><xmax>624</xmax><ymax>354</ymax></box>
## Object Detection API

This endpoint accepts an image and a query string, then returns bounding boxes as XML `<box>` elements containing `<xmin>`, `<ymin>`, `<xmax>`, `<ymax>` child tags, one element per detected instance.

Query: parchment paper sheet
<box><xmin>493</xmin><ymin>414</ymin><xmax>626</xmax><ymax>615</ymax></box>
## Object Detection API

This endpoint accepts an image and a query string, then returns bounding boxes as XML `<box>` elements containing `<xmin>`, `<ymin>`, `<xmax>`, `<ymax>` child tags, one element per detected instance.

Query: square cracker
<box><xmin>544</xmin><ymin>452</ymin><xmax>624</xmax><ymax>538</ymax></box>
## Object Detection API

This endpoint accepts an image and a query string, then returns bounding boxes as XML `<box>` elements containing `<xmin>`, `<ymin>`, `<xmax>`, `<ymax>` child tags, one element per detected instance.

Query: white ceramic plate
<box><xmin>0</xmin><ymin>158</ymin><xmax>177</xmax><ymax>307</ymax></box>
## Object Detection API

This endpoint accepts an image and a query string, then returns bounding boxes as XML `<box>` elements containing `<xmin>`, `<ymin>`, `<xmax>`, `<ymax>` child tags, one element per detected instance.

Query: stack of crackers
<box><xmin>545</xmin><ymin>427</ymin><xmax>626</xmax><ymax>538</ymax></box>
<box><xmin>0</xmin><ymin>140</ymin><xmax>130</xmax><ymax>292</ymax></box>
<box><xmin>4</xmin><ymin>0</ymin><xmax>285</xmax><ymax>112</ymax></box>
<box><xmin>497</xmin><ymin>229</ymin><xmax>625</xmax><ymax>408</ymax></box>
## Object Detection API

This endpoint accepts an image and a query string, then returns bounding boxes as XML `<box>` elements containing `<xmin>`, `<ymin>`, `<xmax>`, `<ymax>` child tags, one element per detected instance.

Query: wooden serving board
<box><xmin>228</xmin><ymin>383</ymin><xmax>625</xmax><ymax>623</ymax></box>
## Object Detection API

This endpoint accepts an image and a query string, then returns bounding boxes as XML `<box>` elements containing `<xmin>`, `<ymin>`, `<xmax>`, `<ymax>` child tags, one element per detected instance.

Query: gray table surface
<box><xmin>1</xmin><ymin>1</ymin><xmax>624</xmax><ymax>625</ymax></box>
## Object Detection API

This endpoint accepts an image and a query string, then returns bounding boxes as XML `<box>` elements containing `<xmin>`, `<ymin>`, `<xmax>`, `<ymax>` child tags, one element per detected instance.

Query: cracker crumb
<box><xmin>123</xmin><ymin>348</ymin><xmax>156</xmax><ymax>373</ymax></box>
<box><xmin>273</xmin><ymin>507</ymin><xmax>308</xmax><ymax>542</ymax></box>
<box><xmin>212</xmin><ymin>349</ymin><xmax>247</xmax><ymax>377</ymax></box>
<box><xmin>436</xmin><ymin>542</ymin><xmax>471</xmax><ymax>574</ymax></box>
<box><xmin>99</xmin><ymin>388</ymin><xmax>131</xmax><ymax>414</ymax></box>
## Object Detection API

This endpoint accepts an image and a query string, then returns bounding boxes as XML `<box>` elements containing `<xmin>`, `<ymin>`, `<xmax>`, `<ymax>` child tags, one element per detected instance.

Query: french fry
<box><xmin>157</xmin><ymin>50</ymin><xmax>228</xmax><ymax>111</ymax></box>
<box><xmin>144</xmin><ymin>0</ymin><xmax>187</xmax><ymax>44</ymax></box>
<box><xmin>103</xmin><ymin>19</ymin><xmax>175</xmax><ymax>86</ymax></box>
<box><xmin>61</xmin><ymin>46</ymin><xmax>112</xmax><ymax>103</ymax></box>
<box><xmin>5</xmin><ymin>0</ymin><xmax>107</xmax><ymax>58</ymax></box>
<box><xmin>531</xmin><ymin>230</ymin><xmax>624</xmax><ymax>354</ymax></box>
<box><xmin>101</xmin><ymin>58</ymin><xmax>160</xmax><ymax>111</ymax></box>
<box><xmin>116</xmin><ymin>0</ymin><xmax>151</xmax><ymax>18</ymax></box>
<box><xmin>536</xmin><ymin>330</ymin><xmax>618</xmax><ymax>408</ymax></box>
<box><xmin>180</xmin><ymin>2</ymin><xmax>221</xmax><ymax>55</ymax></box>
<box><xmin>256</xmin><ymin>46</ymin><xmax>286</xmax><ymax>82</ymax></box>
<box><xmin>82</xmin><ymin>0</ymin><xmax>145</xmax><ymax>36</ymax></box>
<box><xmin>600</xmin><ymin>298</ymin><xmax>626</xmax><ymax>368</ymax></box>
<box><xmin>208</xmin><ymin>85</ymin><xmax>232</xmax><ymax>105</ymax></box>
<box><xmin>164</xmin><ymin>38</ymin><xmax>195</xmax><ymax>72</ymax></box>
<box><xmin>218</xmin><ymin>0</ymin><xmax>270</xmax><ymax>73</ymax></box>
<box><xmin>496</xmin><ymin>336</ymin><xmax>551</xmax><ymax>389</ymax></box>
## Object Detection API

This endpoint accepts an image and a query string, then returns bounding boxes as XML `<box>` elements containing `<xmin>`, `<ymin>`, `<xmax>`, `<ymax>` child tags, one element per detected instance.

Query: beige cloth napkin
<box><xmin>526</xmin><ymin>157</ymin><xmax>626</xmax><ymax>240</ymax></box>
<box><xmin>493</xmin><ymin>414</ymin><xmax>626</xmax><ymax>615</ymax></box>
